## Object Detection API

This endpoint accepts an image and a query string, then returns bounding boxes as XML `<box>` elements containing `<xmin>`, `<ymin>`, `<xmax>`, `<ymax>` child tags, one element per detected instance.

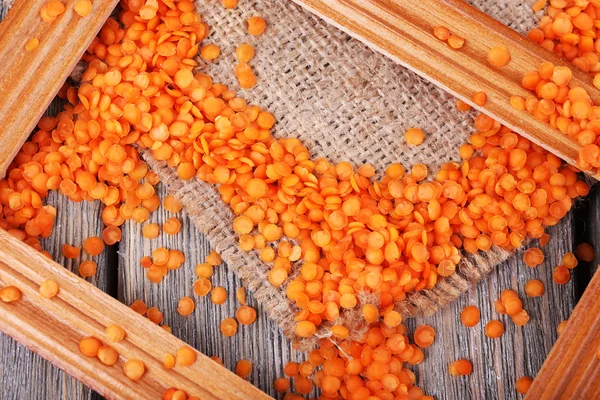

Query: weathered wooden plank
<box><xmin>0</xmin><ymin>191</ymin><xmax>110</xmax><ymax>400</ymax></box>
<box><xmin>408</xmin><ymin>212</ymin><xmax>578</xmax><ymax>399</ymax></box>
<box><xmin>118</xmin><ymin>183</ymin><xmax>309</xmax><ymax>398</ymax></box>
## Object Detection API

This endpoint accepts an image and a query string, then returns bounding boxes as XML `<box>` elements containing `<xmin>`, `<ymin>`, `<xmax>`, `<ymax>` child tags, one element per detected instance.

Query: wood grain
<box><xmin>407</xmin><ymin>210</ymin><xmax>578</xmax><ymax>400</ymax></box>
<box><xmin>0</xmin><ymin>0</ymin><xmax>118</xmax><ymax>179</ymax></box>
<box><xmin>526</xmin><ymin>268</ymin><xmax>600</xmax><ymax>398</ymax></box>
<box><xmin>118</xmin><ymin>183</ymin><xmax>315</xmax><ymax>399</ymax></box>
<box><xmin>0</xmin><ymin>227</ymin><xmax>271</xmax><ymax>400</ymax></box>
<box><xmin>290</xmin><ymin>0</ymin><xmax>600</xmax><ymax>172</ymax></box>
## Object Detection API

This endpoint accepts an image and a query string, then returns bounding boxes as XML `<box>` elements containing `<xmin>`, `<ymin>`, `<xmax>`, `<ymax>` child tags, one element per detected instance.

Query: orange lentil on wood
<box><xmin>576</xmin><ymin>243</ymin><xmax>595</xmax><ymax>262</ymax></box>
<box><xmin>164</xmin><ymin>353</ymin><xmax>175</xmax><ymax>369</ymax></box>
<box><xmin>220</xmin><ymin>317</ymin><xmax>238</xmax><ymax>336</ymax></box>
<box><xmin>562</xmin><ymin>252</ymin><xmax>578</xmax><ymax>269</ymax></box>
<box><xmin>553</xmin><ymin>265</ymin><xmax>571</xmax><ymax>284</ymax></box>
<box><xmin>236</xmin><ymin>287</ymin><xmax>246</xmax><ymax>304</ymax></box>
<box><xmin>523</xmin><ymin>247</ymin><xmax>544</xmax><ymax>267</ymax></box>
<box><xmin>83</xmin><ymin>236</ymin><xmax>104</xmax><ymax>256</ymax></box>
<box><xmin>433</xmin><ymin>25</ymin><xmax>450</xmax><ymax>41</ymax></box>
<box><xmin>413</xmin><ymin>325</ymin><xmax>436</xmax><ymax>348</ymax></box>
<box><xmin>273</xmin><ymin>377</ymin><xmax>290</xmax><ymax>393</ymax></box>
<box><xmin>130</xmin><ymin>299</ymin><xmax>147</xmax><ymax>315</ymax></box>
<box><xmin>142</xmin><ymin>223</ymin><xmax>160</xmax><ymax>239</ymax></box>
<box><xmin>123</xmin><ymin>359</ymin><xmax>145</xmax><ymax>381</ymax></box>
<box><xmin>176</xmin><ymin>346</ymin><xmax>197</xmax><ymax>366</ymax></box>
<box><xmin>73</xmin><ymin>0</ymin><xmax>92</xmax><ymax>17</ymax></box>
<box><xmin>447</xmin><ymin>34</ymin><xmax>465</xmax><ymax>49</ymax></box>
<box><xmin>525</xmin><ymin>279</ymin><xmax>545</xmax><ymax>297</ymax></box>
<box><xmin>79</xmin><ymin>337</ymin><xmax>103</xmax><ymax>357</ymax></box>
<box><xmin>39</xmin><ymin>280</ymin><xmax>59</xmax><ymax>298</ymax></box>
<box><xmin>557</xmin><ymin>319</ymin><xmax>568</xmax><ymax>335</ymax></box>
<box><xmin>102</xmin><ymin>226</ymin><xmax>121</xmax><ymax>245</ymax></box>
<box><xmin>236</xmin><ymin>305</ymin><xmax>257</xmax><ymax>325</ymax></box>
<box><xmin>206</xmin><ymin>250</ymin><xmax>222</xmax><ymax>266</ymax></box>
<box><xmin>0</xmin><ymin>286</ymin><xmax>22</xmax><ymax>303</ymax></box>
<box><xmin>105</xmin><ymin>324</ymin><xmax>125</xmax><ymax>342</ymax></box>
<box><xmin>79</xmin><ymin>260</ymin><xmax>97</xmax><ymax>278</ymax></box>
<box><xmin>515</xmin><ymin>376</ymin><xmax>533</xmax><ymax>394</ymax></box>
<box><xmin>487</xmin><ymin>46</ymin><xmax>511</xmax><ymax>67</ymax></box>
<box><xmin>235</xmin><ymin>359</ymin><xmax>253</xmax><ymax>378</ymax></box>
<box><xmin>460</xmin><ymin>305</ymin><xmax>481</xmax><ymax>327</ymax></box>
<box><xmin>62</xmin><ymin>244</ymin><xmax>81</xmax><ymax>259</ymax></box>
<box><xmin>177</xmin><ymin>297</ymin><xmax>195</xmax><ymax>316</ymax></box>
<box><xmin>473</xmin><ymin>91</ymin><xmax>487</xmax><ymax>106</ymax></box>
<box><xmin>449</xmin><ymin>359</ymin><xmax>473</xmax><ymax>376</ymax></box>
<box><xmin>147</xmin><ymin>306</ymin><xmax>163</xmax><ymax>324</ymax></box>
<box><xmin>485</xmin><ymin>320</ymin><xmax>504</xmax><ymax>339</ymax></box>
<box><xmin>25</xmin><ymin>38</ymin><xmax>39</xmax><ymax>51</ymax></box>
<box><xmin>163</xmin><ymin>217</ymin><xmax>182</xmax><ymax>235</ymax></box>
<box><xmin>98</xmin><ymin>345</ymin><xmax>119</xmax><ymax>366</ymax></box>
<box><xmin>211</xmin><ymin>286</ymin><xmax>227</xmax><ymax>305</ymax></box>
<box><xmin>163</xmin><ymin>195</ymin><xmax>183</xmax><ymax>213</ymax></box>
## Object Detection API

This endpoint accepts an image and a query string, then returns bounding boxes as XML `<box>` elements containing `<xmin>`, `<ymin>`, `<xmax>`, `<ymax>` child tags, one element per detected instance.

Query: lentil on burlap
<box><xmin>145</xmin><ymin>0</ymin><xmax>557</xmax><ymax>344</ymax></box>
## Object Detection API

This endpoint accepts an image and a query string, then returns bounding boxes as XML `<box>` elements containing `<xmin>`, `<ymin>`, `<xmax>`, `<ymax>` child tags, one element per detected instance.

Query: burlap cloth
<box><xmin>142</xmin><ymin>0</ymin><xmax>546</xmax><ymax>347</ymax></box>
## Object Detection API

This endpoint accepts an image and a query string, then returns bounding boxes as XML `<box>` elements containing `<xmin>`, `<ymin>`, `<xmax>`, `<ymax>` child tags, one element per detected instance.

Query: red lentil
<box><xmin>176</xmin><ymin>346</ymin><xmax>197</xmax><ymax>366</ymax></box>
<box><xmin>525</xmin><ymin>279</ymin><xmax>545</xmax><ymax>297</ymax></box>
<box><xmin>123</xmin><ymin>359</ymin><xmax>145</xmax><ymax>381</ymax></box>
<box><xmin>79</xmin><ymin>337</ymin><xmax>102</xmax><ymax>357</ymax></box>
<box><xmin>485</xmin><ymin>320</ymin><xmax>504</xmax><ymax>339</ymax></box>
<box><xmin>460</xmin><ymin>305</ymin><xmax>480</xmax><ymax>327</ymax></box>
<box><xmin>576</xmin><ymin>243</ymin><xmax>595</xmax><ymax>262</ymax></box>
<box><xmin>235</xmin><ymin>359</ymin><xmax>253</xmax><ymax>378</ymax></box>
<box><xmin>247</xmin><ymin>16</ymin><xmax>267</xmax><ymax>35</ymax></box>
<box><xmin>0</xmin><ymin>286</ymin><xmax>22</xmax><ymax>303</ymax></box>
<box><xmin>515</xmin><ymin>376</ymin><xmax>533</xmax><ymax>394</ymax></box>
<box><xmin>39</xmin><ymin>280</ymin><xmax>59</xmax><ymax>298</ymax></box>
<box><xmin>105</xmin><ymin>324</ymin><xmax>125</xmax><ymax>342</ymax></box>
<box><xmin>449</xmin><ymin>359</ymin><xmax>473</xmax><ymax>376</ymax></box>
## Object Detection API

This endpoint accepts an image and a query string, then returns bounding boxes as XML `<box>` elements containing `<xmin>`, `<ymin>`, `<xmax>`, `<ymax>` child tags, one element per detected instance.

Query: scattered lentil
<box><xmin>488</xmin><ymin>46</ymin><xmax>511</xmax><ymax>67</ymax></box>
<box><xmin>460</xmin><ymin>305</ymin><xmax>480</xmax><ymax>327</ymax></box>
<box><xmin>177</xmin><ymin>297</ymin><xmax>195</xmax><ymax>316</ymax></box>
<box><xmin>235</xmin><ymin>359</ymin><xmax>253</xmax><ymax>378</ymax></box>
<box><xmin>79</xmin><ymin>260</ymin><xmax>97</xmax><ymax>278</ymax></box>
<box><xmin>525</xmin><ymin>279</ymin><xmax>545</xmax><ymax>297</ymax></box>
<box><xmin>449</xmin><ymin>359</ymin><xmax>473</xmax><ymax>376</ymax></box>
<box><xmin>98</xmin><ymin>345</ymin><xmax>119</xmax><ymax>366</ymax></box>
<box><xmin>515</xmin><ymin>376</ymin><xmax>533</xmax><ymax>394</ymax></box>
<box><xmin>123</xmin><ymin>359</ymin><xmax>145</xmax><ymax>381</ymax></box>
<box><xmin>484</xmin><ymin>320</ymin><xmax>504</xmax><ymax>339</ymax></box>
<box><xmin>236</xmin><ymin>305</ymin><xmax>257</xmax><ymax>325</ymax></box>
<box><xmin>79</xmin><ymin>337</ymin><xmax>102</xmax><ymax>357</ymax></box>
<box><xmin>105</xmin><ymin>324</ymin><xmax>125</xmax><ymax>342</ymax></box>
<box><xmin>39</xmin><ymin>280</ymin><xmax>59</xmax><ymax>298</ymax></box>
<box><xmin>25</xmin><ymin>38</ymin><xmax>39</xmax><ymax>51</ymax></box>
<box><xmin>176</xmin><ymin>346</ymin><xmax>197</xmax><ymax>366</ymax></box>
<box><xmin>220</xmin><ymin>317</ymin><xmax>238</xmax><ymax>336</ymax></box>
<box><xmin>576</xmin><ymin>243</ymin><xmax>595</xmax><ymax>262</ymax></box>
<box><xmin>211</xmin><ymin>286</ymin><xmax>227</xmax><ymax>305</ymax></box>
<box><xmin>0</xmin><ymin>286</ymin><xmax>22</xmax><ymax>303</ymax></box>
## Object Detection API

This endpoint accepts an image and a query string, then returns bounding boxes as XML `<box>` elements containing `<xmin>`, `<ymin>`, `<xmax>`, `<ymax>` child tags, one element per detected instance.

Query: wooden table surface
<box><xmin>1</xmin><ymin>4</ymin><xmax>599</xmax><ymax>400</ymax></box>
